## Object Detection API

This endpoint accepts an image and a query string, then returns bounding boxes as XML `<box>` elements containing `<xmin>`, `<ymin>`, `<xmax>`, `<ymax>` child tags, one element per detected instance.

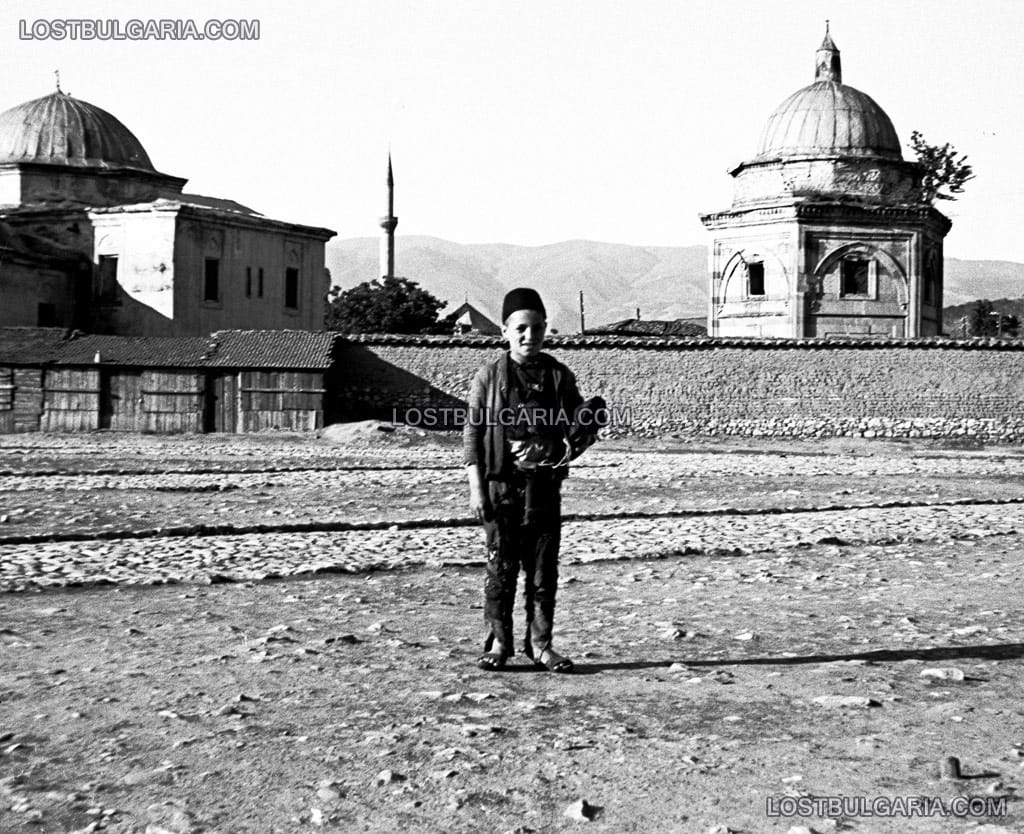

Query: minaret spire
<box><xmin>815</xmin><ymin>21</ymin><xmax>842</xmax><ymax>83</ymax></box>
<box><xmin>379</xmin><ymin>153</ymin><xmax>398</xmax><ymax>280</ymax></box>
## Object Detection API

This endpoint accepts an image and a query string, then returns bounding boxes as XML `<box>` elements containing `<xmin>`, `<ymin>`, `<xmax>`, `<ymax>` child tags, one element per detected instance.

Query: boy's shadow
<box><xmin>568</xmin><ymin>641</ymin><xmax>1024</xmax><ymax>675</ymax></box>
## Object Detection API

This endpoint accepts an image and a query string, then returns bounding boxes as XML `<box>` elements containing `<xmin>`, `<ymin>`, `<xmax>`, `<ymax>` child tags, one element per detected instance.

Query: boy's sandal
<box><xmin>534</xmin><ymin>648</ymin><xmax>574</xmax><ymax>673</ymax></box>
<box><xmin>476</xmin><ymin>651</ymin><xmax>508</xmax><ymax>671</ymax></box>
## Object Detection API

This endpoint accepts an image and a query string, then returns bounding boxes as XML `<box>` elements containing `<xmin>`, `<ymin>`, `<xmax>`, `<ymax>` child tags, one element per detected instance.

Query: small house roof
<box><xmin>205</xmin><ymin>330</ymin><xmax>338</xmax><ymax>369</ymax></box>
<box><xmin>0</xmin><ymin>327</ymin><xmax>70</xmax><ymax>363</ymax></box>
<box><xmin>0</xmin><ymin>328</ymin><xmax>339</xmax><ymax>369</ymax></box>
<box><xmin>53</xmin><ymin>334</ymin><xmax>213</xmax><ymax>366</ymax></box>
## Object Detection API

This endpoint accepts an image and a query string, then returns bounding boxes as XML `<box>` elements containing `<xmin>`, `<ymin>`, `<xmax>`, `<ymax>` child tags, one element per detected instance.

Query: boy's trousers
<box><xmin>482</xmin><ymin>470</ymin><xmax>562</xmax><ymax>658</ymax></box>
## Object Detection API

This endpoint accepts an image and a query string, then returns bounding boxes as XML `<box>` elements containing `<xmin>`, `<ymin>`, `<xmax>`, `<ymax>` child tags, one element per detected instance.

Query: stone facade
<box><xmin>0</xmin><ymin>91</ymin><xmax>335</xmax><ymax>334</ymax></box>
<box><xmin>703</xmin><ymin>204</ymin><xmax>949</xmax><ymax>338</ymax></box>
<box><xmin>700</xmin><ymin>30</ymin><xmax>950</xmax><ymax>339</ymax></box>
<box><xmin>87</xmin><ymin>203</ymin><xmax>330</xmax><ymax>336</ymax></box>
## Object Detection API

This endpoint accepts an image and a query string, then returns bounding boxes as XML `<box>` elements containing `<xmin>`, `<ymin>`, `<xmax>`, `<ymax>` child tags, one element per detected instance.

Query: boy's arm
<box><xmin>563</xmin><ymin>368</ymin><xmax>603</xmax><ymax>461</ymax></box>
<box><xmin>562</xmin><ymin>367</ymin><xmax>584</xmax><ymax>416</ymax></box>
<box><xmin>466</xmin><ymin>463</ymin><xmax>486</xmax><ymax>521</ymax></box>
<box><xmin>463</xmin><ymin>367</ymin><xmax>488</xmax><ymax>520</ymax></box>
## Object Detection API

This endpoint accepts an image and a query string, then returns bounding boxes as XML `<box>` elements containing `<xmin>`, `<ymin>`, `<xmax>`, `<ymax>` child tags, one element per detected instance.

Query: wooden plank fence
<box><xmin>2</xmin><ymin>365</ymin><xmax>328</xmax><ymax>434</ymax></box>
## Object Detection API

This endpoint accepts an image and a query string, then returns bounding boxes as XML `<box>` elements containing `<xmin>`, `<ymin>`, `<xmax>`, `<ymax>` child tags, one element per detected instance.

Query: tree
<box><xmin>909</xmin><ymin>130</ymin><xmax>975</xmax><ymax>203</ymax></box>
<box><xmin>325</xmin><ymin>276</ymin><xmax>447</xmax><ymax>334</ymax></box>
<box><xmin>967</xmin><ymin>299</ymin><xmax>1020</xmax><ymax>338</ymax></box>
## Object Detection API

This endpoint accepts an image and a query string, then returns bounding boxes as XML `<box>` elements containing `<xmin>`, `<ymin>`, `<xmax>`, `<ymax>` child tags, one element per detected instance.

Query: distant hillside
<box><xmin>327</xmin><ymin>237</ymin><xmax>707</xmax><ymax>333</ymax></box>
<box><xmin>943</xmin><ymin>259</ymin><xmax>1024</xmax><ymax>307</ymax></box>
<box><xmin>327</xmin><ymin>238</ymin><xmax>1024</xmax><ymax>334</ymax></box>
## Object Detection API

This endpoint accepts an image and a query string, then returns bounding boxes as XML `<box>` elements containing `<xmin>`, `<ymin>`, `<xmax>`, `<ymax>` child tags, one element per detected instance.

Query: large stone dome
<box><xmin>0</xmin><ymin>91</ymin><xmax>155</xmax><ymax>172</ymax></box>
<box><xmin>756</xmin><ymin>81</ymin><xmax>901</xmax><ymax>161</ymax></box>
<box><xmin>753</xmin><ymin>29</ymin><xmax>901</xmax><ymax>162</ymax></box>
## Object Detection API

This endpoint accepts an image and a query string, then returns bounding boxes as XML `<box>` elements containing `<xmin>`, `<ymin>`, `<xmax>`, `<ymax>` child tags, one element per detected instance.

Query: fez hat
<box><xmin>502</xmin><ymin>287</ymin><xmax>546</xmax><ymax>322</ymax></box>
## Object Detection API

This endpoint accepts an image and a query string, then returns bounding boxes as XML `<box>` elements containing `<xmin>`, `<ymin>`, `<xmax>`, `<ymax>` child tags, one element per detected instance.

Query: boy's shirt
<box><xmin>507</xmin><ymin>355</ymin><xmax>558</xmax><ymax>440</ymax></box>
<box><xmin>506</xmin><ymin>355</ymin><xmax>566</xmax><ymax>472</ymax></box>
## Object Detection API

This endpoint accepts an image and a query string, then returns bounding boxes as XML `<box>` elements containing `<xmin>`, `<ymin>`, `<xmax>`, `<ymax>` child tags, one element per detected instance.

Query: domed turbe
<box><xmin>0</xmin><ymin>91</ymin><xmax>155</xmax><ymax>172</ymax></box>
<box><xmin>754</xmin><ymin>29</ymin><xmax>901</xmax><ymax>161</ymax></box>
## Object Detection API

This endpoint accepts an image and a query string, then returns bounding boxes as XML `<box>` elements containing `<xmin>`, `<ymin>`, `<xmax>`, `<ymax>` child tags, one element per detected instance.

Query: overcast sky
<box><xmin>2</xmin><ymin>0</ymin><xmax>1021</xmax><ymax>261</ymax></box>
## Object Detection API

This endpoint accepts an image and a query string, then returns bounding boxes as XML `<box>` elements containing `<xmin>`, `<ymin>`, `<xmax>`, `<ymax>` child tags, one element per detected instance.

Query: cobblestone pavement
<box><xmin>2</xmin><ymin>433</ymin><xmax>1024</xmax><ymax>592</ymax></box>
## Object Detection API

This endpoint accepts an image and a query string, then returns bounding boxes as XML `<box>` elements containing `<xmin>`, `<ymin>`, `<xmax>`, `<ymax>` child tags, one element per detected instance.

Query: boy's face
<box><xmin>502</xmin><ymin>309</ymin><xmax>546</xmax><ymax>363</ymax></box>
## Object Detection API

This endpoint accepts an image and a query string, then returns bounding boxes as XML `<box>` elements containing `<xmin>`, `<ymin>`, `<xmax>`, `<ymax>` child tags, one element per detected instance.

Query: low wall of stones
<box><xmin>335</xmin><ymin>335</ymin><xmax>1024</xmax><ymax>442</ymax></box>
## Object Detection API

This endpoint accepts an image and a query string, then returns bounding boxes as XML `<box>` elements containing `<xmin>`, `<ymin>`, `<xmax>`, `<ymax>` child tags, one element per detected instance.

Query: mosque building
<box><xmin>701</xmin><ymin>27</ymin><xmax>951</xmax><ymax>338</ymax></box>
<box><xmin>0</xmin><ymin>85</ymin><xmax>335</xmax><ymax>335</ymax></box>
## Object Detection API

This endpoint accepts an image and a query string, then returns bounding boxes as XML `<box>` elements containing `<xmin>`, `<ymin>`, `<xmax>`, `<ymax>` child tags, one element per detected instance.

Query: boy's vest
<box><xmin>475</xmin><ymin>351</ymin><xmax>578</xmax><ymax>480</ymax></box>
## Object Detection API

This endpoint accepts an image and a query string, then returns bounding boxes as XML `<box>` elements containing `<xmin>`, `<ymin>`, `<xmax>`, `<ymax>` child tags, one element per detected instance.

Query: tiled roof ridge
<box><xmin>338</xmin><ymin>333</ymin><xmax>1024</xmax><ymax>351</ymax></box>
<box><xmin>7</xmin><ymin>327</ymin><xmax>1024</xmax><ymax>366</ymax></box>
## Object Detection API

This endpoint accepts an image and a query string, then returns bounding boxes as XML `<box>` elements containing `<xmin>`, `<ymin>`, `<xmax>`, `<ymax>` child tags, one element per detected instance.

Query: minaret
<box><xmin>379</xmin><ymin>154</ymin><xmax>398</xmax><ymax>279</ymax></box>
<box><xmin>815</xmin><ymin>21</ymin><xmax>842</xmax><ymax>83</ymax></box>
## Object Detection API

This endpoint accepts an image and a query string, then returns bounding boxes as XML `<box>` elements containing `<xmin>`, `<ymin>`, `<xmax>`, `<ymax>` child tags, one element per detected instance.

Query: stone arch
<box><xmin>720</xmin><ymin>247</ymin><xmax>791</xmax><ymax>301</ymax></box>
<box><xmin>96</xmin><ymin>233</ymin><xmax>120</xmax><ymax>256</ymax></box>
<box><xmin>204</xmin><ymin>230</ymin><xmax>224</xmax><ymax>256</ymax></box>
<box><xmin>811</xmin><ymin>242</ymin><xmax>908</xmax><ymax>305</ymax></box>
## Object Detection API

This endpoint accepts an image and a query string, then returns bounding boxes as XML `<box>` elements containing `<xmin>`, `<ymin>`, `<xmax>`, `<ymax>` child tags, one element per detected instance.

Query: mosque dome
<box><xmin>754</xmin><ymin>29</ymin><xmax>902</xmax><ymax>162</ymax></box>
<box><xmin>0</xmin><ymin>90</ymin><xmax>155</xmax><ymax>172</ymax></box>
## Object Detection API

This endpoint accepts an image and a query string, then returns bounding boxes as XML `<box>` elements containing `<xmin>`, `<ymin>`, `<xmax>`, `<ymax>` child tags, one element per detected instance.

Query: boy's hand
<box><xmin>469</xmin><ymin>485</ymin><xmax>488</xmax><ymax>522</ymax></box>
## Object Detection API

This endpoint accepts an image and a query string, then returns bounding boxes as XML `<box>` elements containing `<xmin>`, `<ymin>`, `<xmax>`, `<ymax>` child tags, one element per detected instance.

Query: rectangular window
<box><xmin>97</xmin><ymin>255</ymin><xmax>119</xmax><ymax>302</ymax></box>
<box><xmin>37</xmin><ymin>303</ymin><xmax>57</xmax><ymax>327</ymax></box>
<box><xmin>841</xmin><ymin>258</ymin><xmax>871</xmax><ymax>297</ymax></box>
<box><xmin>747</xmin><ymin>262</ymin><xmax>765</xmax><ymax>296</ymax></box>
<box><xmin>245</xmin><ymin>266</ymin><xmax>252</xmax><ymax>298</ymax></box>
<box><xmin>258</xmin><ymin>267</ymin><xmax>264</xmax><ymax>298</ymax></box>
<box><xmin>285</xmin><ymin>267</ymin><xmax>299</xmax><ymax>309</ymax></box>
<box><xmin>204</xmin><ymin>258</ymin><xmax>220</xmax><ymax>302</ymax></box>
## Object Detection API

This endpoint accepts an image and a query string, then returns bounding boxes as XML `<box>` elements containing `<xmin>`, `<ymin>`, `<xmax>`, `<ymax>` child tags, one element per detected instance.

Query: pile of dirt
<box><xmin>320</xmin><ymin>420</ymin><xmax>460</xmax><ymax>449</ymax></box>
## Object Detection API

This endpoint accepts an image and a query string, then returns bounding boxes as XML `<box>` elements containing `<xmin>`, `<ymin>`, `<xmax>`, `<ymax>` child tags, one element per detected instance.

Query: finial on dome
<box><xmin>54</xmin><ymin>69</ymin><xmax>61</xmax><ymax>92</ymax></box>
<box><xmin>815</xmin><ymin>22</ymin><xmax>842</xmax><ymax>83</ymax></box>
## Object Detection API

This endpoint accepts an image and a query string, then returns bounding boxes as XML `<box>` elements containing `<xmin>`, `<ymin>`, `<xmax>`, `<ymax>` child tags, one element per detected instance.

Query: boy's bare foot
<box><xmin>534</xmin><ymin>647</ymin><xmax>574</xmax><ymax>673</ymax></box>
<box><xmin>477</xmin><ymin>644</ymin><xmax>508</xmax><ymax>671</ymax></box>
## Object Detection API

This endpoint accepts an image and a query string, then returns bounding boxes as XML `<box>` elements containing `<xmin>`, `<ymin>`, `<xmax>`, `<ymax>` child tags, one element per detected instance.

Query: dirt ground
<box><xmin>1</xmin><ymin>433</ymin><xmax>1022</xmax><ymax>834</ymax></box>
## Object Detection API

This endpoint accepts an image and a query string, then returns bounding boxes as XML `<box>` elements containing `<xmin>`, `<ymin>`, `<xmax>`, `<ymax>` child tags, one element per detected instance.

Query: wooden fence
<box><xmin>0</xmin><ymin>366</ymin><xmax>324</xmax><ymax>434</ymax></box>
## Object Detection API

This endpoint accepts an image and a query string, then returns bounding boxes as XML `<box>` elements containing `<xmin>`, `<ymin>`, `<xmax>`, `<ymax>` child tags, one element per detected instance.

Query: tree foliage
<box><xmin>325</xmin><ymin>276</ymin><xmax>447</xmax><ymax>334</ymax></box>
<box><xmin>909</xmin><ymin>130</ymin><xmax>975</xmax><ymax>203</ymax></box>
<box><xmin>967</xmin><ymin>299</ymin><xmax>1019</xmax><ymax>338</ymax></box>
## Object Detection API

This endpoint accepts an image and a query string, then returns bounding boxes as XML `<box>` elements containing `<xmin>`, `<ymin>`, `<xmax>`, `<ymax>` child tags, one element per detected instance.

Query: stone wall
<box><xmin>335</xmin><ymin>334</ymin><xmax>1024</xmax><ymax>442</ymax></box>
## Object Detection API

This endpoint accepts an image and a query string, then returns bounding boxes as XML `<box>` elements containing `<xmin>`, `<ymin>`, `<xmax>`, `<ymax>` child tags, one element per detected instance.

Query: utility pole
<box><xmin>579</xmin><ymin>291</ymin><xmax>586</xmax><ymax>335</ymax></box>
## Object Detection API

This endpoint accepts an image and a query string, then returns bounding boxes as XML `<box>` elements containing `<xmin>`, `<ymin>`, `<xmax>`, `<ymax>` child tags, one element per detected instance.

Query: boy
<box><xmin>463</xmin><ymin>287</ymin><xmax>603</xmax><ymax>672</ymax></box>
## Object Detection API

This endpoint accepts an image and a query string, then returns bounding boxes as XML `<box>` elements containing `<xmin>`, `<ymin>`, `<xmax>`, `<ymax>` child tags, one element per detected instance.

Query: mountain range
<box><xmin>326</xmin><ymin>236</ymin><xmax>1024</xmax><ymax>333</ymax></box>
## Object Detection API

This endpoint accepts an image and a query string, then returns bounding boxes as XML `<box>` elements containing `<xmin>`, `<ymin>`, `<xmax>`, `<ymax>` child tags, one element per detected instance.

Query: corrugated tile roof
<box><xmin>340</xmin><ymin>333</ymin><xmax>1024</xmax><ymax>351</ymax></box>
<box><xmin>205</xmin><ymin>330</ymin><xmax>338</xmax><ymax>369</ymax></box>
<box><xmin>2</xmin><ymin>329</ymin><xmax>339</xmax><ymax>368</ymax></box>
<box><xmin>53</xmin><ymin>334</ymin><xmax>213</xmax><ymax>367</ymax></box>
<box><xmin>0</xmin><ymin>327</ymin><xmax>71</xmax><ymax>364</ymax></box>
<box><xmin>589</xmin><ymin>319</ymin><xmax>708</xmax><ymax>338</ymax></box>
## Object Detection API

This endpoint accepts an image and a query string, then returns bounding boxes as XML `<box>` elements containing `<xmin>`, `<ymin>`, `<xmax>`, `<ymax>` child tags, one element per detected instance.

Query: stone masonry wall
<box><xmin>334</xmin><ymin>335</ymin><xmax>1024</xmax><ymax>442</ymax></box>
